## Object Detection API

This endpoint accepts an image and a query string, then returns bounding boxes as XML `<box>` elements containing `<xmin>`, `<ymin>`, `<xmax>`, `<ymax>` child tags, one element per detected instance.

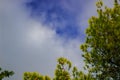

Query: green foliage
<box><xmin>54</xmin><ymin>57</ymin><xmax>95</xmax><ymax>80</ymax></box>
<box><xmin>72</xmin><ymin>67</ymin><xmax>94</xmax><ymax>80</ymax></box>
<box><xmin>44</xmin><ymin>76</ymin><xmax>51</xmax><ymax>80</ymax></box>
<box><xmin>23</xmin><ymin>72</ymin><xmax>51</xmax><ymax>80</ymax></box>
<box><xmin>81</xmin><ymin>0</ymin><xmax>120</xmax><ymax>79</ymax></box>
<box><xmin>54</xmin><ymin>57</ymin><xmax>71</xmax><ymax>80</ymax></box>
<box><xmin>0</xmin><ymin>67</ymin><xmax>14</xmax><ymax>80</ymax></box>
<box><xmin>23</xmin><ymin>57</ymin><xmax>94</xmax><ymax>80</ymax></box>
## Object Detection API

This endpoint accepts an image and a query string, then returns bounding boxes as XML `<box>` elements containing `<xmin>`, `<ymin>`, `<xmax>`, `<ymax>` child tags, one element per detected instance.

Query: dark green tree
<box><xmin>0</xmin><ymin>67</ymin><xmax>14</xmax><ymax>80</ymax></box>
<box><xmin>80</xmin><ymin>0</ymin><xmax>120</xmax><ymax>79</ymax></box>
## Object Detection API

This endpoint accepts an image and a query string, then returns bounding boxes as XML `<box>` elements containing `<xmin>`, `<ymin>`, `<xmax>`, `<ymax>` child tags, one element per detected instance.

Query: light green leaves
<box><xmin>23</xmin><ymin>72</ymin><xmax>51</xmax><ymax>80</ymax></box>
<box><xmin>81</xmin><ymin>0</ymin><xmax>120</xmax><ymax>79</ymax></box>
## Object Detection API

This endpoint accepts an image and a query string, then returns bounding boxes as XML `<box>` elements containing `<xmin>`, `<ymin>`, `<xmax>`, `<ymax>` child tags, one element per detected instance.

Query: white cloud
<box><xmin>0</xmin><ymin>0</ymin><xmax>83</xmax><ymax>80</ymax></box>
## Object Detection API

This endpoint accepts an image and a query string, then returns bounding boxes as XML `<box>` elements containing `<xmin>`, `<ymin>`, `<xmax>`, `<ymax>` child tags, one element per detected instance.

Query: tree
<box><xmin>23</xmin><ymin>72</ymin><xmax>51</xmax><ymax>80</ymax></box>
<box><xmin>53</xmin><ymin>57</ymin><xmax>71</xmax><ymax>80</ymax></box>
<box><xmin>72</xmin><ymin>67</ymin><xmax>95</xmax><ymax>80</ymax></box>
<box><xmin>0</xmin><ymin>67</ymin><xmax>14</xmax><ymax>80</ymax></box>
<box><xmin>23</xmin><ymin>57</ymin><xmax>94</xmax><ymax>80</ymax></box>
<box><xmin>53</xmin><ymin>57</ymin><xmax>94</xmax><ymax>80</ymax></box>
<box><xmin>80</xmin><ymin>0</ymin><xmax>120</xmax><ymax>79</ymax></box>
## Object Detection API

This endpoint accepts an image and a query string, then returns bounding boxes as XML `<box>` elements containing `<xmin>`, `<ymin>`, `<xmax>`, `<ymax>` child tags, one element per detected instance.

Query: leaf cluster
<box><xmin>0</xmin><ymin>67</ymin><xmax>14</xmax><ymax>80</ymax></box>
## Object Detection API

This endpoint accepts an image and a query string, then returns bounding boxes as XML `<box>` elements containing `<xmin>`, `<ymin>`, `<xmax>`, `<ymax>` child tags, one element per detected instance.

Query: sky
<box><xmin>0</xmin><ymin>0</ymin><xmax>113</xmax><ymax>80</ymax></box>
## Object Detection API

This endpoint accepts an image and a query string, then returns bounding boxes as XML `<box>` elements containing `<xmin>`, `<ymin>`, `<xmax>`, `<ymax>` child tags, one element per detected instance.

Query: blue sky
<box><xmin>0</xmin><ymin>0</ymin><xmax>112</xmax><ymax>80</ymax></box>
<box><xmin>25</xmin><ymin>0</ymin><xmax>86</xmax><ymax>39</ymax></box>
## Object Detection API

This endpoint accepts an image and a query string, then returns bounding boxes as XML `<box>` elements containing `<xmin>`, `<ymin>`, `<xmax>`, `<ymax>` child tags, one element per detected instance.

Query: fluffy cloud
<box><xmin>0</xmin><ymin>0</ymin><xmax>83</xmax><ymax>80</ymax></box>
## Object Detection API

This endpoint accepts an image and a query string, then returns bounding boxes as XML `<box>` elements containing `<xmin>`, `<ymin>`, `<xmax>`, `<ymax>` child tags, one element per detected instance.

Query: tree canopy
<box><xmin>80</xmin><ymin>0</ymin><xmax>120</xmax><ymax>79</ymax></box>
<box><xmin>23</xmin><ymin>57</ymin><xmax>94</xmax><ymax>80</ymax></box>
<box><xmin>23</xmin><ymin>72</ymin><xmax>51</xmax><ymax>80</ymax></box>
